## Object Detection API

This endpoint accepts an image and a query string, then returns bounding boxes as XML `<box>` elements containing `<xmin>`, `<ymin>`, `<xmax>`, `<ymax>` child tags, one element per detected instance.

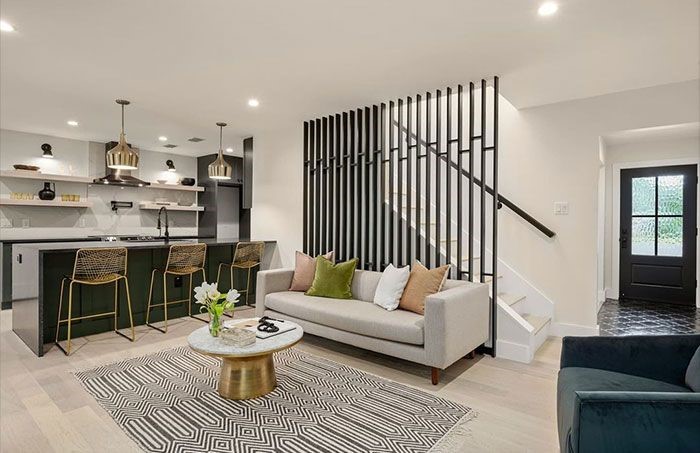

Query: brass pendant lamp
<box><xmin>107</xmin><ymin>99</ymin><xmax>139</xmax><ymax>170</ymax></box>
<box><xmin>208</xmin><ymin>122</ymin><xmax>232</xmax><ymax>180</ymax></box>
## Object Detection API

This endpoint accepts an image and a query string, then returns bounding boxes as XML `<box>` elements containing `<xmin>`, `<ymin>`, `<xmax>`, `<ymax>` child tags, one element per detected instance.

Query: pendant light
<box><xmin>208</xmin><ymin>122</ymin><xmax>232</xmax><ymax>180</ymax></box>
<box><xmin>106</xmin><ymin>99</ymin><xmax>139</xmax><ymax>170</ymax></box>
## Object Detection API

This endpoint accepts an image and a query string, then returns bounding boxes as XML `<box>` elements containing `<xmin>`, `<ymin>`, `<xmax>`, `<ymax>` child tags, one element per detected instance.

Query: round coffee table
<box><xmin>187</xmin><ymin>318</ymin><xmax>303</xmax><ymax>400</ymax></box>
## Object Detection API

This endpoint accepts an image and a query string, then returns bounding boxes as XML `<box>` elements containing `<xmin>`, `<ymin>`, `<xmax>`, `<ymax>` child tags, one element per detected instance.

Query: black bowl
<box><xmin>180</xmin><ymin>178</ymin><xmax>195</xmax><ymax>186</ymax></box>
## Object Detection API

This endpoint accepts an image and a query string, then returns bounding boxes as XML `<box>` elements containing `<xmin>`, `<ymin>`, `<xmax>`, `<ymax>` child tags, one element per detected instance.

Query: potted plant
<box><xmin>194</xmin><ymin>282</ymin><xmax>240</xmax><ymax>337</ymax></box>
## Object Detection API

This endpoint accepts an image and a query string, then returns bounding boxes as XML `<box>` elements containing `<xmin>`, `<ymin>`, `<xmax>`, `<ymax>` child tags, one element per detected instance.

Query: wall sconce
<box><xmin>166</xmin><ymin>159</ymin><xmax>176</xmax><ymax>172</ymax></box>
<box><xmin>41</xmin><ymin>143</ymin><xmax>54</xmax><ymax>159</ymax></box>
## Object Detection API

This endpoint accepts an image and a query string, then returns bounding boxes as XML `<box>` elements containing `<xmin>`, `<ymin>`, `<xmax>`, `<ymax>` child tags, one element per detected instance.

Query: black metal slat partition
<box><xmin>303</xmin><ymin>78</ymin><xmax>501</xmax><ymax>356</ymax></box>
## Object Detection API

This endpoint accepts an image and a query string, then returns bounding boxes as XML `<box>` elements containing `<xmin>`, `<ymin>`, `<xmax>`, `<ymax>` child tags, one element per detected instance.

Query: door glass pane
<box><xmin>632</xmin><ymin>217</ymin><xmax>655</xmax><ymax>255</ymax></box>
<box><xmin>658</xmin><ymin>175</ymin><xmax>683</xmax><ymax>215</ymax></box>
<box><xmin>632</xmin><ymin>177</ymin><xmax>655</xmax><ymax>215</ymax></box>
<box><xmin>657</xmin><ymin>217</ymin><xmax>683</xmax><ymax>257</ymax></box>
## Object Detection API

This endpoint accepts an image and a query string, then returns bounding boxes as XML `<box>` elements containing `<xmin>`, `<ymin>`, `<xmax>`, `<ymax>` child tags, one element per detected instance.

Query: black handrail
<box><xmin>394</xmin><ymin>120</ymin><xmax>556</xmax><ymax>238</ymax></box>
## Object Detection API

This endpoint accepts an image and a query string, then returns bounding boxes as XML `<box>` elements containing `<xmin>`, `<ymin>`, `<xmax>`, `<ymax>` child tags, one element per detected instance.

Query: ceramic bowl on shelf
<box><xmin>156</xmin><ymin>179</ymin><xmax>167</xmax><ymax>184</ymax></box>
<box><xmin>180</xmin><ymin>178</ymin><xmax>195</xmax><ymax>186</ymax></box>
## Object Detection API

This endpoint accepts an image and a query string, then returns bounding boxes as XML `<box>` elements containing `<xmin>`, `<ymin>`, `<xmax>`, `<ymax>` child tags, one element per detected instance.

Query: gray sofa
<box><xmin>256</xmin><ymin>268</ymin><xmax>490</xmax><ymax>384</ymax></box>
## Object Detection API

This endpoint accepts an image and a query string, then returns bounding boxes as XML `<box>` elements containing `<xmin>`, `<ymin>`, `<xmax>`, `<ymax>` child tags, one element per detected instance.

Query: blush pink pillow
<box><xmin>289</xmin><ymin>251</ymin><xmax>334</xmax><ymax>291</ymax></box>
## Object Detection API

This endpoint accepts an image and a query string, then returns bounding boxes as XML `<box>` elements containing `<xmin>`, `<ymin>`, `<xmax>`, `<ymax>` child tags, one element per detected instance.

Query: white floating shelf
<box><xmin>147</xmin><ymin>183</ymin><xmax>204</xmax><ymax>192</ymax></box>
<box><xmin>0</xmin><ymin>198</ymin><xmax>93</xmax><ymax>208</ymax></box>
<box><xmin>0</xmin><ymin>170</ymin><xmax>93</xmax><ymax>184</ymax></box>
<box><xmin>139</xmin><ymin>202</ymin><xmax>204</xmax><ymax>212</ymax></box>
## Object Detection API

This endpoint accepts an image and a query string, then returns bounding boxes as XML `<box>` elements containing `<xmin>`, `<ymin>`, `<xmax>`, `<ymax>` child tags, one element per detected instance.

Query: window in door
<box><xmin>631</xmin><ymin>175</ymin><xmax>684</xmax><ymax>257</ymax></box>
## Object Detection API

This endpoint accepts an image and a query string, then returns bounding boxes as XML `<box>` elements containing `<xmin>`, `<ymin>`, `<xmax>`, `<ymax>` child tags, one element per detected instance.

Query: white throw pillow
<box><xmin>373</xmin><ymin>264</ymin><xmax>411</xmax><ymax>311</ymax></box>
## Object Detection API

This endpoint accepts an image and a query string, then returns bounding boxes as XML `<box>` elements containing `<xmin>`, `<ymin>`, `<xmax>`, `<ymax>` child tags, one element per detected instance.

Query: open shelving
<box><xmin>0</xmin><ymin>170</ymin><xmax>93</xmax><ymax>184</ymax></box>
<box><xmin>138</xmin><ymin>202</ymin><xmax>204</xmax><ymax>212</ymax></box>
<box><xmin>0</xmin><ymin>198</ymin><xmax>93</xmax><ymax>208</ymax></box>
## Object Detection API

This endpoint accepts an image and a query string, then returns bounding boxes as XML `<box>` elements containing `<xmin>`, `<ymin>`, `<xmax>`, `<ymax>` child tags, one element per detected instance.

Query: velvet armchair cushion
<box><xmin>686</xmin><ymin>346</ymin><xmax>700</xmax><ymax>392</ymax></box>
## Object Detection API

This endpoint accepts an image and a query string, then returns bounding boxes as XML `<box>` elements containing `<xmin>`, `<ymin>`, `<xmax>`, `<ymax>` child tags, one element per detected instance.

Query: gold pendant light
<box><xmin>208</xmin><ymin>122</ymin><xmax>232</xmax><ymax>180</ymax></box>
<box><xmin>106</xmin><ymin>99</ymin><xmax>139</xmax><ymax>170</ymax></box>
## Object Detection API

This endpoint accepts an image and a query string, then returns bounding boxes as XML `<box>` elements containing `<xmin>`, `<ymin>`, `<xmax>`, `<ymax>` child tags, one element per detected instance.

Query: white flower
<box><xmin>226</xmin><ymin>289</ymin><xmax>240</xmax><ymax>303</ymax></box>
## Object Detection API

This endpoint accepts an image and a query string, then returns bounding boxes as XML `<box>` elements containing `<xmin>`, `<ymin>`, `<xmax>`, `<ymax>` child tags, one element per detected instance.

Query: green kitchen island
<box><xmin>11</xmin><ymin>238</ymin><xmax>276</xmax><ymax>357</ymax></box>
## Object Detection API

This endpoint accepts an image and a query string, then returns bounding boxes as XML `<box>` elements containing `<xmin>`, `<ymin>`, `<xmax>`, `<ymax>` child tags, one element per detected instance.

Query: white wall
<box><xmin>0</xmin><ymin>129</ymin><xmax>200</xmax><ymax>239</ymax></box>
<box><xmin>251</xmin><ymin>80</ymin><xmax>700</xmax><ymax>331</ymax></box>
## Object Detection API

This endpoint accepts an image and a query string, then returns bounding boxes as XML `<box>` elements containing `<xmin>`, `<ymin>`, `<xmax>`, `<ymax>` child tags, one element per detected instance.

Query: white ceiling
<box><xmin>1</xmin><ymin>0</ymin><xmax>698</xmax><ymax>156</ymax></box>
<box><xmin>603</xmin><ymin>122</ymin><xmax>700</xmax><ymax>147</ymax></box>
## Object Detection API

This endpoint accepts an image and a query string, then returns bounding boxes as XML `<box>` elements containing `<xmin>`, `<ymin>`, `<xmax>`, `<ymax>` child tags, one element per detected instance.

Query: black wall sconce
<box><xmin>111</xmin><ymin>201</ymin><xmax>133</xmax><ymax>212</ymax></box>
<box><xmin>166</xmin><ymin>159</ymin><xmax>176</xmax><ymax>172</ymax></box>
<box><xmin>41</xmin><ymin>143</ymin><xmax>53</xmax><ymax>159</ymax></box>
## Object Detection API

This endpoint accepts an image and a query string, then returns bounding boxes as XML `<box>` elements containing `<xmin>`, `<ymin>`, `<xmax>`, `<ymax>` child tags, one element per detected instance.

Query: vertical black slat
<box><xmin>364</xmin><ymin>106</ymin><xmax>371</xmax><ymax>270</ymax></box>
<box><xmin>303</xmin><ymin>121</ymin><xmax>309</xmax><ymax>254</ymax></box>
<box><xmin>314</xmin><ymin>118</ymin><xmax>322</xmax><ymax>256</ymax></box>
<box><xmin>342</xmin><ymin>112</ymin><xmax>350</xmax><ymax>261</ymax></box>
<box><xmin>348</xmin><ymin>111</ymin><xmax>356</xmax><ymax>263</ymax></box>
<box><xmin>356</xmin><ymin>108</ymin><xmax>364</xmax><ymax>265</ymax></box>
<box><xmin>328</xmin><ymin>116</ymin><xmax>334</xmax><ymax>256</ymax></box>
<box><xmin>379</xmin><ymin>103</ymin><xmax>387</xmax><ymax>269</ymax></box>
<box><xmin>406</xmin><ymin>97</ymin><xmax>413</xmax><ymax>266</ymax></box>
<box><xmin>480</xmin><ymin>79</ymin><xmax>486</xmax><ymax>284</ymax></box>
<box><xmin>456</xmin><ymin>85</ymin><xmax>463</xmax><ymax>279</ymax></box>
<box><xmin>334</xmin><ymin>114</ymin><xmax>342</xmax><ymax>257</ymax></box>
<box><xmin>372</xmin><ymin>105</ymin><xmax>380</xmax><ymax>271</ymax></box>
<box><xmin>397</xmin><ymin>98</ymin><xmax>404</xmax><ymax>266</ymax></box>
<box><xmin>434</xmin><ymin>89</ymin><xmax>442</xmax><ymax>267</ymax></box>
<box><xmin>492</xmin><ymin>76</ymin><xmax>499</xmax><ymax>357</ymax></box>
<box><xmin>424</xmin><ymin>92</ymin><xmax>432</xmax><ymax>267</ymax></box>
<box><xmin>388</xmin><ymin>101</ymin><xmax>395</xmax><ymax>266</ymax></box>
<box><xmin>415</xmin><ymin>95</ymin><xmax>422</xmax><ymax>263</ymax></box>
<box><xmin>468</xmin><ymin>82</ymin><xmax>475</xmax><ymax>282</ymax></box>
<box><xmin>445</xmin><ymin>87</ymin><xmax>452</xmax><ymax>276</ymax></box>
<box><xmin>321</xmin><ymin>117</ymin><xmax>328</xmax><ymax>253</ymax></box>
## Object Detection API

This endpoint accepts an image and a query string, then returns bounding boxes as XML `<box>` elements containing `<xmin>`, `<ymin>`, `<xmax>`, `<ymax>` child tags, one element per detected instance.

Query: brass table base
<box><xmin>218</xmin><ymin>353</ymin><xmax>277</xmax><ymax>400</ymax></box>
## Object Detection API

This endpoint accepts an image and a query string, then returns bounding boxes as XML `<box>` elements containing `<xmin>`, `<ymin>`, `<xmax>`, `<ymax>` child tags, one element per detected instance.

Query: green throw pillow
<box><xmin>305</xmin><ymin>256</ymin><xmax>358</xmax><ymax>299</ymax></box>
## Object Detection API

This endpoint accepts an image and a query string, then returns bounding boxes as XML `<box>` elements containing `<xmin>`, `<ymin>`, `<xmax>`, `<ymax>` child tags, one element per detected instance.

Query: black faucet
<box><xmin>157</xmin><ymin>206</ymin><xmax>170</xmax><ymax>241</ymax></box>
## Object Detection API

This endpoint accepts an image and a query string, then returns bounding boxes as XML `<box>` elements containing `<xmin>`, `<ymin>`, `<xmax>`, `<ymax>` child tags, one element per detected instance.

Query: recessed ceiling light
<box><xmin>0</xmin><ymin>20</ymin><xmax>15</xmax><ymax>32</ymax></box>
<box><xmin>67</xmin><ymin>120</ymin><xmax>79</xmax><ymax>127</ymax></box>
<box><xmin>538</xmin><ymin>2</ymin><xmax>558</xmax><ymax>16</ymax></box>
<box><xmin>225</xmin><ymin>147</ymin><xmax>234</xmax><ymax>153</ymax></box>
<box><xmin>158</xmin><ymin>136</ymin><xmax>168</xmax><ymax>142</ymax></box>
<box><xmin>247</xmin><ymin>98</ymin><xmax>260</xmax><ymax>107</ymax></box>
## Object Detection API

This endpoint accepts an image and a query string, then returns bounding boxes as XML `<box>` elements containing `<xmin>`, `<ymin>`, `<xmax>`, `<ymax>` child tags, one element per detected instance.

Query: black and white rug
<box><xmin>75</xmin><ymin>347</ymin><xmax>474</xmax><ymax>453</ymax></box>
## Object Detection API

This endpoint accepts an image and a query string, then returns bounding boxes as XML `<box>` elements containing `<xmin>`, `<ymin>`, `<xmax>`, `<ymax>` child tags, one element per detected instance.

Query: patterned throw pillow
<box><xmin>289</xmin><ymin>251</ymin><xmax>334</xmax><ymax>291</ymax></box>
<box><xmin>398</xmin><ymin>261</ymin><xmax>450</xmax><ymax>315</ymax></box>
<box><xmin>305</xmin><ymin>256</ymin><xmax>358</xmax><ymax>299</ymax></box>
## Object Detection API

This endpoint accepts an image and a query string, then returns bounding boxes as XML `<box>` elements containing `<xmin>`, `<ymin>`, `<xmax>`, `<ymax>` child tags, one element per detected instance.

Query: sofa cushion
<box><xmin>399</xmin><ymin>261</ymin><xmax>450</xmax><ymax>314</ymax></box>
<box><xmin>686</xmin><ymin>346</ymin><xmax>700</xmax><ymax>391</ymax></box>
<box><xmin>289</xmin><ymin>250</ymin><xmax>334</xmax><ymax>292</ymax></box>
<box><xmin>264</xmin><ymin>291</ymin><xmax>425</xmax><ymax>345</ymax></box>
<box><xmin>557</xmin><ymin>367</ymin><xmax>691</xmax><ymax>452</ymax></box>
<box><xmin>306</xmin><ymin>257</ymin><xmax>357</xmax><ymax>299</ymax></box>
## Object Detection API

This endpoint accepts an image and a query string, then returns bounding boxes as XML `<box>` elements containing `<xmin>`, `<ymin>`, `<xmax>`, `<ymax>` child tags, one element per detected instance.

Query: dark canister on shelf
<box><xmin>38</xmin><ymin>182</ymin><xmax>56</xmax><ymax>200</ymax></box>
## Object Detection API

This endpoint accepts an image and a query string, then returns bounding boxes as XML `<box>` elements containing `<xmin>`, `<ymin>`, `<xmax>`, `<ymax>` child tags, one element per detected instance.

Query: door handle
<box><xmin>620</xmin><ymin>229</ymin><xmax>628</xmax><ymax>249</ymax></box>
<box><xmin>16</xmin><ymin>253</ymin><xmax>22</xmax><ymax>264</ymax></box>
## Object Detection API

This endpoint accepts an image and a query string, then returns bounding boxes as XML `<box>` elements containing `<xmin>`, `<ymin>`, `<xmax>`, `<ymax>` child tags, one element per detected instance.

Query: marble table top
<box><xmin>187</xmin><ymin>318</ymin><xmax>303</xmax><ymax>358</ymax></box>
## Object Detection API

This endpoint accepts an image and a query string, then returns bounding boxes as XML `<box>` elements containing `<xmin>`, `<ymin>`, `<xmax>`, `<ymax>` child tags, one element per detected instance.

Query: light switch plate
<box><xmin>554</xmin><ymin>202</ymin><xmax>569</xmax><ymax>215</ymax></box>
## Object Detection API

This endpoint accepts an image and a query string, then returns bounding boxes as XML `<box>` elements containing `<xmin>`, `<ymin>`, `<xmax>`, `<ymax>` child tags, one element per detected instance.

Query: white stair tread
<box><xmin>523</xmin><ymin>314</ymin><xmax>550</xmax><ymax>334</ymax></box>
<box><xmin>499</xmin><ymin>292</ymin><xmax>525</xmax><ymax>307</ymax></box>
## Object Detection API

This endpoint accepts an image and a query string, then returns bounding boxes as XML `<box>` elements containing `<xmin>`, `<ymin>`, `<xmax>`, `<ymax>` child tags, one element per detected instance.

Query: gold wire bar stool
<box><xmin>216</xmin><ymin>241</ymin><xmax>265</xmax><ymax>310</ymax></box>
<box><xmin>54</xmin><ymin>247</ymin><xmax>135</xmax><ymax>356</ymax></box>
<box><xmin>146</xmin><ymin>243</ymin><xmax>207</xmax><ymax>333</ymax></box>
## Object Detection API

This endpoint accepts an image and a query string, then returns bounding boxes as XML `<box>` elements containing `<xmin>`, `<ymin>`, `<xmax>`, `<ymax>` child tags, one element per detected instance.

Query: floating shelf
<box><xmin>0</xmin><ymin>198</ymin><xmax>93</xmax><ymax>208</ymax></box>
<box><xmin>138</xmin><ymin>202</ymin><xmax>204</xmax><ymax>212</ymax></box>
<box><xmin>0</xmin><ymin>170</ymin><xmax>93</xmax><ymax>184</ymax></box>
<box><xmin>147</xmin><ymin>183</ymin><xmax>204</xmax><ymax>192</ymax></box>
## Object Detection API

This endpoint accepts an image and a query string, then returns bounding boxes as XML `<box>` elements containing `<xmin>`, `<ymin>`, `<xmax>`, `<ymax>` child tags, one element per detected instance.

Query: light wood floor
<box><xmin>0</xmin><ymin>307</ymin><xmax>561</xmax><ymax>452</ymax></box>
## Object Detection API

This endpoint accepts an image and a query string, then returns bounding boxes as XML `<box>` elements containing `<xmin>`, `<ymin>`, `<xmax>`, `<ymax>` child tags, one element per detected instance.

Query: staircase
<box><xmin>392</xmin><ymin>191</ymin><xmax>553</xmax><ymax>363</ymax></box>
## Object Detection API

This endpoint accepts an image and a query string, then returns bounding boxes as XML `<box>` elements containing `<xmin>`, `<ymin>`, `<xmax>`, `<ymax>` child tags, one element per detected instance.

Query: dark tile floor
<box><xmin>598</xmin><ymin>299</ymin><xmax>700</xmax><ymax>336</ymax></box>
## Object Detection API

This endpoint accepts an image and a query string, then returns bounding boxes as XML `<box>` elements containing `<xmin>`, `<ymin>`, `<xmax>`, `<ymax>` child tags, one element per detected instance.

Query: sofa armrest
<box><xmin>568</xmin><ymin>392</ymin><xmax>700</xmax><ymax>453</ymax></box>
<box><xmin>255</xmin><ymin>268</ymin><xmax>294</xmax><ymax>317</ymax></box>
<box><xmin>424</xmin><ymin>282</ymin><xmax>490</xmax><ymax>369</ymax></box>
<box><xmin>561</xmin><ymin>335</ymin><xmax>700</xmax><ymax>386</ymax></box>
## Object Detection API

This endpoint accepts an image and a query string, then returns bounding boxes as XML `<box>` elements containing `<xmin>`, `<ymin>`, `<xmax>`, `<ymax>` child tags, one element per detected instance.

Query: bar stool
<box><xmin>216</xmin><ymin>241</ymin><xmax>265</xmax><ymax>309</ymax></box>
<box><xmin>54</xmin><ymin>247</ymin><xmax>135</xmax><ymax>356</ymax></box>
<box><xmin>146</xmin><ymin>243</ymin><xmax>207</xmax><ymax>333</ymax></box>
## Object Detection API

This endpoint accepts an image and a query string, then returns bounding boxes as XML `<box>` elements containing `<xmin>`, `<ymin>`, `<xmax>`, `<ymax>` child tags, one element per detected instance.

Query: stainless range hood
<box><xmin>93</xmin><ymin>141</ymin><xmax>150</xmax><ymax>187</ymax></box>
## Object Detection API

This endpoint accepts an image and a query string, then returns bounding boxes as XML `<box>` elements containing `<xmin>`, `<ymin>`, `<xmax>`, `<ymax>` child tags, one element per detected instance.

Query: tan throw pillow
<box><xmin>398</xmin><ymin>261</ymin><xmax>450</xmax><ymax>315</ymax></box>
<box><xmin>289</xmin><ymin>251</ymin><xmax>334</xmax><ymax>291</ymax></box>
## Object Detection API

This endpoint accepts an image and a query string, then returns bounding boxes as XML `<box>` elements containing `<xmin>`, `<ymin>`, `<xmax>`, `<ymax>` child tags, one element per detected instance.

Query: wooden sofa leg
<box><xmin>431</xmin><ymin>367</ymin><xmax>440</xmax><ymax>385</ymax></box>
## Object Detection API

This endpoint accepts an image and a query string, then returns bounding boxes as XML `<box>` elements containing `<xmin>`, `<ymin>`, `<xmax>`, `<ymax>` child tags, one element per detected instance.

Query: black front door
<box><xmin>620</xmin><ymin>165</ymin><xmax>697</xmax><ymax>305</ymax></box>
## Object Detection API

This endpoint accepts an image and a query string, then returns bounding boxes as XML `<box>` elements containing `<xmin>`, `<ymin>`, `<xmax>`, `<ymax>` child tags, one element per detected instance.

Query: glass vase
<box><xmin>209</xmin><ymin>312</ymin><xmax>222</xmax><ymax>337</ymax></box>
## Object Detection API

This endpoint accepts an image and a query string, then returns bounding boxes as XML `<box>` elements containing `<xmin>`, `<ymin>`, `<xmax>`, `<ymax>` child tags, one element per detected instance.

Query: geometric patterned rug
<box><xmin>75</xmin><ymin>346</ymin><xmax>475</xmax><ymax>453</ymax></box>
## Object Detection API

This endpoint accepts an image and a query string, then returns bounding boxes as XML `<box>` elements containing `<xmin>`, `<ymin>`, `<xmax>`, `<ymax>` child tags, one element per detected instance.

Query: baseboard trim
<box><xmin>549</xmin><ymin>322</ymin><xmax>600</xmax><ymax>337</ymax></box>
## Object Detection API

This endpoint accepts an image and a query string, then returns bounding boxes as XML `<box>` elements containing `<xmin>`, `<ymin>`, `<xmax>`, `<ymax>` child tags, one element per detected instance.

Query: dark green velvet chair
<box><xmin>558</xmin><ymin>335</ymin><xmax>700</xmax><ymax>453</ymax></box>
